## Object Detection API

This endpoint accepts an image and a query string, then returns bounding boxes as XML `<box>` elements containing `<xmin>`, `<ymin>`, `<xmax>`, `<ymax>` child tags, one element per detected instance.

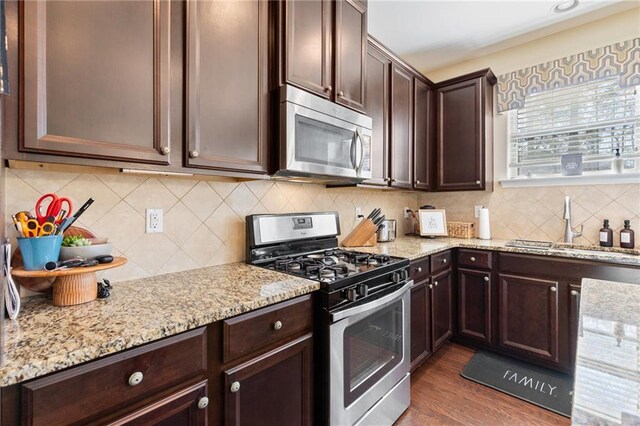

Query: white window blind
<box><xmin>509</xmin><ymin>77</ymin><xmax>640</xmax><ymax>177</ymax></box>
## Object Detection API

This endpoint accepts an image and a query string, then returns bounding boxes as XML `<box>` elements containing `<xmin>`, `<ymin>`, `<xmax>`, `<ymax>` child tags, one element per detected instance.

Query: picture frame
<box><xmin>418</xmin><ymin>209</ymin><xmax>448</xmax><ymax>237</ymax></box>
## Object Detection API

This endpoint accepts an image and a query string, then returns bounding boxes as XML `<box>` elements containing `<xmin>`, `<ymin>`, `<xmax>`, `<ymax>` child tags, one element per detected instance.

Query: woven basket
<box><xmin>447</xmin><ymin>222</ymin><xmax>475</xmax><ymax>239</ymax></box>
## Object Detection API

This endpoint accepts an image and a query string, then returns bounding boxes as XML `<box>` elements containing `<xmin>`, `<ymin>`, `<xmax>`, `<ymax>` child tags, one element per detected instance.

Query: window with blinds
<box><xmin>508</xmin><ymin>77</ymin><xmax>639</xmax><ymax>177</ymax></box>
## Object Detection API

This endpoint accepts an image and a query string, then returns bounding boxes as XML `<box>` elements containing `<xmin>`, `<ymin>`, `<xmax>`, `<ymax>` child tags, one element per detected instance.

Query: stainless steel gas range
<box><xmin>246</xmin><ymin>211</ymin><xmax>411</xmax><ymax>425</ymax></box>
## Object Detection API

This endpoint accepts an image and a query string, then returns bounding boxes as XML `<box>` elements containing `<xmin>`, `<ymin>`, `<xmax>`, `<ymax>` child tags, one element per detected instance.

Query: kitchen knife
<box><xmin>370</xmin><ymin>208</ymin><xmax>382</xmax><ymax>221</ymax></box>
<box><xmin>373</xmin><ymin>215</ymin><xmax>385</xmax><ymax>227</ymax></box>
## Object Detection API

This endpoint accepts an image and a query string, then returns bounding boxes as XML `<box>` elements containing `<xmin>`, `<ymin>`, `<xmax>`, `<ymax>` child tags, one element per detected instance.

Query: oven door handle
<box><xmin>331</xmin><ymin>280</ymin><xmax>412</xmax><ymax>323</ymax></box>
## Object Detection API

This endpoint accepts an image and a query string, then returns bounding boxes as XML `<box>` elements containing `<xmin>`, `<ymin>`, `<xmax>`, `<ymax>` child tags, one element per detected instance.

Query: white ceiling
<box><xmin>368</xmin><ymin>0</ymin><xmax>635</xmax><ymax>73</ymax></box>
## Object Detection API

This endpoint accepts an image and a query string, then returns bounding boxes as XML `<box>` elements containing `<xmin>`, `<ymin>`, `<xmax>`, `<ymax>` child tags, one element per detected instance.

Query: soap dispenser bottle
<box><xmin>599</xmin><ymin>219</ymin><xmax>613</xmax><ymax>247</ymax></box>
<box><xmin>612</xmin><ymin>148</ymin><xmax>624</xmax><ymax>173</ymax></box>
<box><xmin>620</xmin><ymin>220</ymin><xmax>635</xmax><ymax>249</ymax></box>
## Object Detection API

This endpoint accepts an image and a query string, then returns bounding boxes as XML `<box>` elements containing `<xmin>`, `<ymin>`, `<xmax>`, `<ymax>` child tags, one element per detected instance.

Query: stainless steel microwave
<box><xmin>274</xmin><ymin>85</ymin><xmax>373</xmax><ymax>182</ymax></box>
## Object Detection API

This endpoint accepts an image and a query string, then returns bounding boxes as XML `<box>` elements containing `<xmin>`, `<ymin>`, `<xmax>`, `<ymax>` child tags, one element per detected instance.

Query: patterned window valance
<box><xmin>496</xmin><ymin>38</ymin><xmax>640</xmax><ymax>113</ymax></box>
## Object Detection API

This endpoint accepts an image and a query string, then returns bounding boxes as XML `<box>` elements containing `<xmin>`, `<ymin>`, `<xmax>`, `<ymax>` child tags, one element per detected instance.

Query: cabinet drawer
<box><xmin>22</xmin><ymin>328</ymin><xmax>207</xmax><ymax>426</ymax></box>
<box><xmin>458</xmin><ymin>249</ymin><xmax>492</xmax><ymax>270</ymax></box>
<box><xmin>223</xmin><ymin>294</ymin><xmax>313</xmax><ymax>363</ymax></box>
<box><xmin>410</xmin><ymin>257</ymin><xmax>430</xmax><ymax>282</ymax></box>
<box><xmin>430</xmin><ymin>250</ymin><xmax>452</xmax><ymax>274</ymax></box>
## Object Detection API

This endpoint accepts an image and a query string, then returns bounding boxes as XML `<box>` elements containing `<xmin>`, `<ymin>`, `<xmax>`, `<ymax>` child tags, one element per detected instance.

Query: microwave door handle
<box><xmin>331</xmin><ymin>281</ymin><xmax>412</xmax><ymax>322</ymax></box>
<box><xmin>350</xmin><ymin>133</ymin><xmax>358</xmax><ymax>169</ymax></box>
<box><xmin>355</xmin><ymin>130</ymin><xmax>365</xmax><ymax>173</ymax></box>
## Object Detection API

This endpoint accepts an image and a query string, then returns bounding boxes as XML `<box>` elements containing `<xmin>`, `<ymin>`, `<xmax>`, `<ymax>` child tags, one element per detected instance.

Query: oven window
<box><xmin>344</xmin><ymin>299</ymin><xmax>404</xmax><ymax>406</ymax></box>
<box><xmin>295</xmin><ymin>115</ymin><xmax>355</xmax><ymax>169</ymax></box>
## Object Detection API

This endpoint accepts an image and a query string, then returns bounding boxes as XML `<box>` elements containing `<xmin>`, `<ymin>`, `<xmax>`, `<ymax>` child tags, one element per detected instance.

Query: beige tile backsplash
<box><xmin>4</xmin><ymin>169</ymin><xmax>417</xmax><ymax>284</ymax></box>
<box><xmin>5</xmin><ymin>167</ymin><xmax>638</xmax><ymax>293</ymax></box>
<box><xmin>418</xmin><ymin>184</ymin><xmax>640</xmax><ymax>246</ymax></box>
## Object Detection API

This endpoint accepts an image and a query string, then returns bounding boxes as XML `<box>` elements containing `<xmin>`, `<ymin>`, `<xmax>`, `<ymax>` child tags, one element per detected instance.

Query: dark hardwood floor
<box><xmin>396</xmin><ymin>344</ymin><xmax>570</xmax><ymax>425</ymax></box>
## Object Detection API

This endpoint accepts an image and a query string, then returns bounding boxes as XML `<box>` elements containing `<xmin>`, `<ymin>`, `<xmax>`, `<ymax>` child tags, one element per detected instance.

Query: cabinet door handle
<box><xmin>484</xmin><ymin>276</ymin><xmax>489</xmax><ymax>282</ymax></box>
<box><xmin>442</xmin><ymin>258</ymin><xmax>447</xmax><ymax>264</ymax></box>
<box><xmin>470</xmin><ymin>256</ymin><xmax>476</xmax><ymax>262</ymax></box>
<box><xmin>390</xmin><ymin>178</ymin><xmax>397</xmax><ymax>183</ymax></box>
<box><xmin>189</xmin><ymin>150</ymin><xmax>199</xmax><ymax>159</ymax></box>
<box><xmin>417</xmin><ymin>267</ymin><xmax>422</xmax><ymax>273</ymax></box>
<box><xmin>198</xmin><ymin>397</ymin><xmax>209</xmax><ymax>409</ymax></box>
<box><xmin>273</xmin><ymin>320</ymin><xmax>283</xmax><ymax>330</ymax></box>
<box><xmin>571</xmin><ymin>290</ymin><xmax>580</xmax><ymax>296</ymax></box>
<box><xmin>415</xmin><ymin>180</ymin><xmax>421</xmax><ymax>184</ymax></box>
<box><xmin>428</xmin><ymin>284</ymin><xmax>433</xmax><ymax>289</ymax></box>
<box><xmin>338</xmin><ymin>90</ymin><xmax>344</xmax><ymax>97</ymax></box>
<box><xmin>230</xmin><ymin>381</ymin><xmax>241</xmax><ymax>393</ymax></box>
<box><xmin>475</xmin><ymin>180</ymin><xmax>481</xmax><ymax>185</ymax></box>
<box><xmin>325</xmin><ymin>85</ymin><xmax>332</xmax><ymax>92</ymax></box>
<box><xmin>434</xmin><ymin>281</ymin><xmax>438</xmax><ymax>286</ymax></box>
<box><xmin>160</xmin><ymin>146</ymin><xmax>171</xmax><ymax>155</ymax></box>
<box><xmin>128</xmin><ymin>372</ymin><xmax>144</xmax><ymax>387</ymax></box>
<box><xmin>550</xmin><ymin>286</ymin><xmax>557</xmax><ymax>292</ymax></box>
<box><xmin>384</xmin><ymin>177</ymin><xmax>391</xmax><ymax>182</ymax></box>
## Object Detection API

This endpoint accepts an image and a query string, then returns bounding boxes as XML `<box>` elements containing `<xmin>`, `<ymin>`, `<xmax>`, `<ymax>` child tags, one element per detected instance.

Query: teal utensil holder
<box><xmin>18</xmin><ymin>235</ymin><xmax>63</xmax><ymax>271</ymax></box>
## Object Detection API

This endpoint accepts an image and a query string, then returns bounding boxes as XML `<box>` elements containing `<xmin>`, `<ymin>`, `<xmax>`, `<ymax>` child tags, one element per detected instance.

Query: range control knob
<box><xmin>391</xmin><ymin>272</ymin><xmax>400</xmax><ymax>283</ymax></box>
<box><xmin>400</xmin><ymin>270</ymin><xmax>409</xmax><ymax>281</ymax></box>
<box><xmin>357</xmin><ymin>284</ymin><xmax>368</xmax><ymax>297</ymax></box>
<box><xmin>345</xmin><ymin>287</ymin><xmax>358</xmax><ymax>302</ymax></box>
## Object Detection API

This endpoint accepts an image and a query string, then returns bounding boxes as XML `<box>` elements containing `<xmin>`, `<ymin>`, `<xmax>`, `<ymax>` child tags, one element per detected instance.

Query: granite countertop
<box><xmin>358</xmin><ymin>236</ymin><xmax>640</xmax><ymax>266</ymax></box>
<box><xmin>571</xmin><ymin>279</ymin><xmax>640</xmax><ymax>425</ymax></box>
<box><xmin>0</xmin><ymin>263</ymin><xmax>318</xmax><ymax>387</ymax></box>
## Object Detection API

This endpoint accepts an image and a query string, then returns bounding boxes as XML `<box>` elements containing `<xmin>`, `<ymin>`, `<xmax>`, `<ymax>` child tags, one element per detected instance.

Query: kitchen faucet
<box><xmin>563</xmin><ymin>196</ymin><xmax>583</xmax><ymax>243</ymax></box>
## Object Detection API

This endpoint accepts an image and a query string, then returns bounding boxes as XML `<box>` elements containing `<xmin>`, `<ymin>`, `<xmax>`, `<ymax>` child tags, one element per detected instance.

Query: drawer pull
<box><xmin>160</xmin><ymin>146</ymin><xmax>170</xmax><ymax>155</ymax></box>
<box><xmin>273</xmin><ymin>320</ymin><xmax>283</xmax><ymax>331</ymax></box>
<box><xmin>434</xmin><ymin>281</ymin><xmax>438</xmax><ymax>286</ymax></box>
<box><xmin>417</xmin><ymin>267</ymin><xmax>422</xmax><ymax>273</ymax></box>
<box><xmin>470</xmin><ymin>256</ymin><xmax>476</xmax><ymax>262</ymax></box>
<box><xmin>484</xmin><ymin>276</ymin><xmax>489</xmax><ymax>282</ymax></box>
<box><xmin>571</xmin><ymin>290</ymin><xmax>580</xmax><ymax>296</ymax></box>
<box><xmin>230</xmin><ymin>381</ymin><xmax>241</xmax><ymax>393</ymax></box>
<box><xmin>128</xmin><ymin>372</ymin><xmax>144</xmax><ymax>387</ymax></box>
<box><xmin>428</xmin><ymin>284</ymin><xmax>433</xmax><ymax>289</ymax></box>
<box><xmin>442</xmin><ymin>258</ymin><xmax>447</xmax><ymax>264</ymax></box>
<box><xmin>198</xmin><ymin>397</ymin><xmax>209</xmax><ymax>409</ymax></box>
<box><xmin>550</xmin><ymin>286</ymin><xmax>557</xmax><ymax>292</ymax></box>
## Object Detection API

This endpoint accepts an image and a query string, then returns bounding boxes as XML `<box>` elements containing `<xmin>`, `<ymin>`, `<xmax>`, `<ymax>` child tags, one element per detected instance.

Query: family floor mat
<box><xmin>460</xmin><ymin>350</ymin><xmax>573</xmax><ymax>417</ymax></box>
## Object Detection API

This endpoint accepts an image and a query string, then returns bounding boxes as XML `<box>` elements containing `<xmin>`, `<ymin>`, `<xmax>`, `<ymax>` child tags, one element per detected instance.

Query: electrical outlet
<box><xmin>474</xmin><ymin>205</ymin><xmax>483</xmax><ymax>219</ymax></box>
<box><xmin>355</xmin><ymin>206</ymin><xmax>362</xmax><ymax>218</ymax></box>
<box><xmin>404</xmin><ymin>207</ymin><xmax>412</xmax><ymax>219</ymax></box>
<box><xmin>146</xmin><ymin>208</ymin><xmax>163</xmax><ymax>233</ymax></box>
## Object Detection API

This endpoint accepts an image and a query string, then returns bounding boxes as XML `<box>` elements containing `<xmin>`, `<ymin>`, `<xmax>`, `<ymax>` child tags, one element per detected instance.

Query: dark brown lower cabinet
<box><xmin>431</xmin><ymin>268</ymin><xmax>453</xmax><ymax>351</ymax></box>
<box><xmin>223</xmin><ymin>334</ymin><xmax>313</xmax><ymax>426</ymax></box>
<box><xmin>111</xmin><ymin>380</ymin><xmax>208</xmax><ymax>426</ymax></box>
<box><xmin>498</xmin><ymin>273</ymin><xmax>560</xmax><ymax>365</ymax></box>
<box><xmin>569</xmin><ymin>283</ymin><xmax>581</xmax><ymax>365</ymax></box>
<box><xmin>410</xmin><ymin>281</ymin><xmax>431</xmax><ymax>371</ymax></box>
<box><xmin>457</xmin><ymin>268</ymin><xmax>492</xmax><ymax>344</ymax></box>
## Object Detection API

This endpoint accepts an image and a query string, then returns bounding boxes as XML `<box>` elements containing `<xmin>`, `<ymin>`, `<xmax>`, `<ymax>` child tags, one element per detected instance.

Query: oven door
<box><xmin>282</xmin><ymin>101</ymin><xmax>372</xmax><ymax>180</ymax></box>
<box><xmin>329</xmin><ymin>281</ymin><xmax>411</xmax><ymax>425</ymax></box>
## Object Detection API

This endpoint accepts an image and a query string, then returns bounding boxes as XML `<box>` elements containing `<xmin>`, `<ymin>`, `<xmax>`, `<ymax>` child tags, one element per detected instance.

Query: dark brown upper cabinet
<box><xmin>19</xmin><ymin>0</ymin><xmax>171</xmax><ymax>164</ymax></box>
<box><xmin>276</xmin><ymin>0</ymin><xmax>333</xmax><ymax>99</ymax></box>
<box><xmin>435</xmin><ymin>69</ymin><xmax>495</xmax><ymax>191</ymax></box>
<box><xmin>185</xmin><ymin>0</ymin><xmax>269</xmax><ymax>174</ymax></box>
<box><xmin>273</xmin><ymin>0</ymin><xmax>367</xmax><ymax>113</ymax></box>
<box><xmin>334</xmin><ymin>0</ymin><xmax>367</xmax><ymax>112</ymax></box>
<box><xmin>363</xmin><ymin>43</ymin><xmax>390</xmax><ymax>186</ymax></box>
<box><xmin>413</xmin><ymin>77</ymin><xmax>434</xmax><ymax>190</ymax></box>
<box><xmin>389</xmin><ymin>63</ymin><xmax>414</xmax><ymax>189</ymax></box>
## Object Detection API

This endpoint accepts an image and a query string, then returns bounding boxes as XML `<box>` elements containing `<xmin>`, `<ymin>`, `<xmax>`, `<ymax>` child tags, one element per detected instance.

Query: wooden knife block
<box><xmin>341</xmin><ymin>219</ymin><xmax>378</xmax><ymax>247</ymax></box>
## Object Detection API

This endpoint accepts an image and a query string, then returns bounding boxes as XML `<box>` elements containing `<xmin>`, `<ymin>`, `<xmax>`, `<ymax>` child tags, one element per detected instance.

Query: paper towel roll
<box><xmin>478</xmin><ymin>207</ymin><xmax>491</xmax><ymax>240</ymax></box>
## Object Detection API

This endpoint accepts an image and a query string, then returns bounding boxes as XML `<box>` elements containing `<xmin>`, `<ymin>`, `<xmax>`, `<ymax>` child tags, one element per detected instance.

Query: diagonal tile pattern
<box><xmin>4</xmin><ymin>167</ymin><xmax>638</xmax><ymax>291</ymax></box>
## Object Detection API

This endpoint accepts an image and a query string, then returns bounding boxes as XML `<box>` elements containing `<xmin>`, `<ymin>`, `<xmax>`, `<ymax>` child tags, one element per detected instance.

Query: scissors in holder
<box><xmin>35</xmin><ymin>193</ymin><xmax>73</xmax><ymax>225</ymax></box>
<box><xmin>18</xmin><ymin>214</ymin><xmax>55</xmax><ymax>237</ymax></box>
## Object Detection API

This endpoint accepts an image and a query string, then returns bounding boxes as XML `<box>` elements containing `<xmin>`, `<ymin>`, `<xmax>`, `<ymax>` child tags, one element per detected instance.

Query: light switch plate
<box><xmin>146</xmin><ymin>208</ymin><xmax>163</xmax><ymax>233</ymax></box>
<box><xmin>355</xmin><ymin>207</ymin><xmax>362</xmax><ymax>218</ymax></box>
